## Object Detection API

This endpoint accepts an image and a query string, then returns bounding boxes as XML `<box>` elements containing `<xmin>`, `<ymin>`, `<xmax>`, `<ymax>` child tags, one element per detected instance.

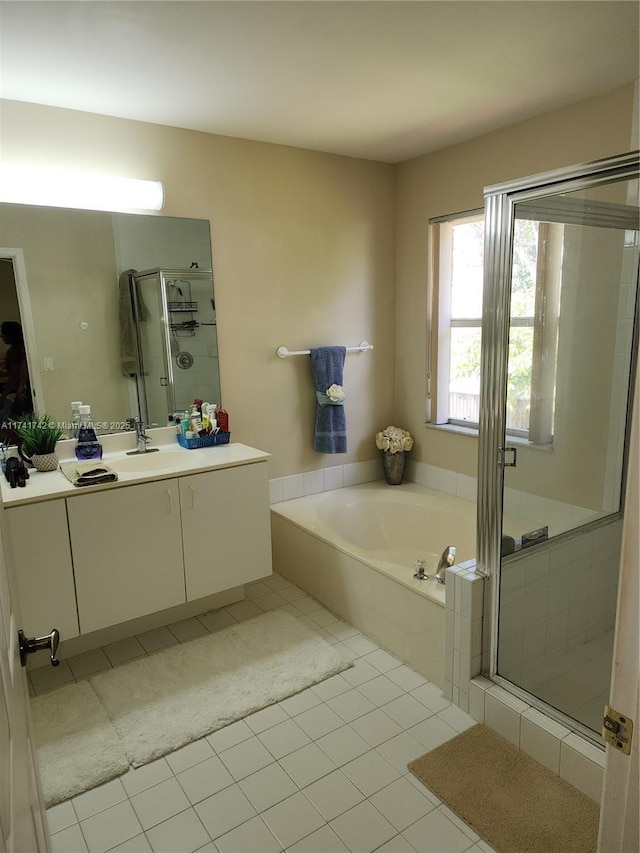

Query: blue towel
<box><xmin>309</xmin><ymin>347</ymin><xmax>347</xmax><ymax>453</ymax></box>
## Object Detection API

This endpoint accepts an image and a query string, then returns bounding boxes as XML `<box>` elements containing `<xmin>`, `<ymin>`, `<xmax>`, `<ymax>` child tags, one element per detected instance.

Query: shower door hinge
<box><xmin>498</xmin><ymin>446</ymin><xmax>518</xmax><ymax>468</ymax></box>
<box><xmin>602</xmin><ymin>706</ymin><xmax>633</xmax><ymax>755</ymax></box>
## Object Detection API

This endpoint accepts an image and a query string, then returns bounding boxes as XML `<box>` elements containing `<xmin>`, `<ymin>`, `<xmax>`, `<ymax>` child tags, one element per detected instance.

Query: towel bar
<box><xmin>276</xmin><ymin>341</ymin><xmax>373</xmax><ymax>359</ymax></box>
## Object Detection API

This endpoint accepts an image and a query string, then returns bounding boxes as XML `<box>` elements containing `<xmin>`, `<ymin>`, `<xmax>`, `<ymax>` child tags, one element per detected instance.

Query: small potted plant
<box><xmin>13</xmin><ymin>414</ymin><xmax>66</xmax><ymax>472</ymax></box>
<box><xmin>375</xmin><ymin>425</ymin><xmax>414</xmax><ymax>485</ymax></box>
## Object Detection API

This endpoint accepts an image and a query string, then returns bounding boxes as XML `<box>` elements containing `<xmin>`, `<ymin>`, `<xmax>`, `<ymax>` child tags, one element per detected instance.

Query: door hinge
<box><xmin>602</xmin><ymin>705</ymin><xmax>634</xmax><ymax>755</ymax></box>
<box><xmin>498</xmin><ymin>446</ymin><xmax>518</xmax><ymax>468</ymax></box>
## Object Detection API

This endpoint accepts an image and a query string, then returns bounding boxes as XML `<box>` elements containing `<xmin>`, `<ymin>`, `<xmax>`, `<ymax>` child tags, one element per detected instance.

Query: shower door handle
<box><xmin>498</xmin><ymin>446</ymin><xmax>518</xmax><ymax>468</ymax></box>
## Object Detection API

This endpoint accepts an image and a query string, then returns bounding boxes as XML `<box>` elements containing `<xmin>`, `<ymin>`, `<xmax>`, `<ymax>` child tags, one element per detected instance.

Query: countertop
<box><xmin>1</xmin><ymin>428</ymin><xmax>270</xmax><ymax>508</ymax></box>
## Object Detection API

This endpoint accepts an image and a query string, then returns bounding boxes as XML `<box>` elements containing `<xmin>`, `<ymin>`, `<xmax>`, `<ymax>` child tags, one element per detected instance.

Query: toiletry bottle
<box><xmin>75</xmin><ymin>405</ymin><xmax>103</xmax><ymax>460</ymax></box>
<box><xmin>217</xmin><ymin>406</ymin><xmax>229</xmax><ymax>433</ymax></box>
<box><xmin>70</xmin><ymin>401</ymin><xmax>83</xmax><ymax>438</ymax></box>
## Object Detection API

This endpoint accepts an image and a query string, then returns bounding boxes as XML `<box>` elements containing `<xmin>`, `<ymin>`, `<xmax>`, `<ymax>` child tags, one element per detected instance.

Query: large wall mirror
<box><xmin>0</xmin><ymin>203</ymin><xmax>219</xmax><ymax>435</ymax></box>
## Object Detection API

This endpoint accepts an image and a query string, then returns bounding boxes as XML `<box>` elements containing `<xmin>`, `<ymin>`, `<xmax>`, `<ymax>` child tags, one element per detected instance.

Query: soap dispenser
<box><xmin>75</xmin><ymin>404</ymin><xmax>103</xmax><ymax>460</ymax></box>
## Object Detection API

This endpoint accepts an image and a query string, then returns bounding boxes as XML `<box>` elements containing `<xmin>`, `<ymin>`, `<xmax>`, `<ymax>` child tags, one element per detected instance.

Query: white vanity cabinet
<box><xmin>2</xmin><ymin>442</ymin><xmax>272</xmax><ymax>641</ymax></box>
<box><xmin>67</xmin><ymin>479</ymin><xmax>185</xmax><ymax>633</ymax></box>
<box><xmin>4</xmin><ymin>499</ymin><xmax>80</xmax><ymax>640</ymax></box>
<box><xmin>180</xmin><ymin>462</ymin><xmax>271</xmax><ymax>601</ymax></box>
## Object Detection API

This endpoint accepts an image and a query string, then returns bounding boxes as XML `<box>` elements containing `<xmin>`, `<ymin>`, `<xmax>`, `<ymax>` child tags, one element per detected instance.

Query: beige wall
<box><xmin>0</xmin><ymin>100</ymin><xmax>396</xmax><ymax>477</ymax></box>
<box><xmin>394</xmin><ymin>84</ymin><xmax>636</xmax><ymax>504</ymax></box>
<box><xmin>0</xmin><ymin>85</ymin><xmax>635</xmax><ymax>486</ymax></box>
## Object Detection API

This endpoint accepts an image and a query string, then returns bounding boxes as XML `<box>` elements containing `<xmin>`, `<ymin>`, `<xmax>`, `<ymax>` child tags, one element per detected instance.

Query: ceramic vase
<box><xmin>32</xmin><ymin>452</ymin><xmax>59</xmax><ymax>472</ymax></box>
<box><xmin>382</xmin><ymin>450</ymin><xmax>406</xmax><ymax>485</ymax></box>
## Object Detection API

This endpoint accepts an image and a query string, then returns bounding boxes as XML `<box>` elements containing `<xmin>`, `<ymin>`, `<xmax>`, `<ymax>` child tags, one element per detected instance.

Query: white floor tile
<box><xmin>245</xmin><ymin>703</ymin><xmax>289</xmax><ymax>734</ymax></box>
<box><xmin>279</xmin><ymin>742</ymin><xmax>337</xmax><ymax>788</ymax></box>
<box><xmin>340</xmin><ymin>658</ymin><xmax>380</xmax><ymax>687</ymax></box>
<box><xmin>103</xmin><ymin>637</ymin><xmax>147</xmax><ymax>666</ymax></box>
<box><xmin>195</xmin><ymin>783</ymin><xmax>257</xmax><ymax>840</ymax></box>
<box><xmin>362</xmin><ymin>649</ymin><xmax>403</xmax><ymax>674</ymax></box>
<box><xmin>330</xmin><ymin>800</ymin><xmax>396</xmax><ymax>853</ymax></box>
<box><xmin>165</xmin><ymin>738</ymin><xmax>216</xmax><ymax>775</ymax></box>
<box><xmin>107</xmin><ymin>835</ymin><xmax>153</xmax><ymax>852</ymax></box>
<box><xmin>302</xmin><ymin>769</ymin><xmax>365</xmax><ymax>820</ymax></box>
<box><xmin>176</xmin><ymin>755</ymin><xmax>235</xmax><ymax>804</ymax></box>
<box><xmin>30</xmin><ymin>660</ymin><xmax>75</xmax><ymax>694</ymax></box>
<box><xmin>342</xmin><ymin>635</ymin><xmax>380</xmax><ymax>657</ymax></box>
<box><xmin>341</xmin><ymin>750</ymin><xmax>401</xmax><ymax>797</ymax></box>
<box><xmin>167</xmin><ymin>617</ymin><xmax>209</xmax><ymax>643</ymax></box>
<box><xmin>262</xmin><ymin>791</ymin><xmax>325</xmax><ymax>848</ymax></box>
<box><xmin>382</xmin><ymin>695</ymin><xmax>433</xmax><ymax>729</ymax></box>
<box><xmin>120</xmin><ymin>759</ymin><xmax>173</xmax><ymax>798</ymax></box>
<box><xmin>218</xmin><ymin>736</ymin><xmax>275</xmax><ymax>780</ymax></box>
<box><xmin>437</xmin><ymin>705</ymin><xmax>477</xmax><ymax>733</ymax></box>
<box><xmin>47</xmin><ymin>800</ymin><xmax>77</xmax><ymax>835</ymax></box>
<box><xmin>278</xmin><ymin>688</ymin><xmax>323</xmax><ymax>717</ymax></box>
<box><xmin>239</xmin><ymin>762</ymin><xmax>298</xmax><ymax>812</ymax></box>
<box><xmin>67</xmin><ymin>648</ymin><xmax>112</xmax><ymax>680</ymax></box>
<box><xmin>224</xmin><ymin>600</ymin><xmax>263</xmax><ymax>622</ymax></box>
<box><xmin>376</xmin><ymin>834</ymin><xmax>419</xmax><ymax>852</ymax></box>
<box><xmin>310</xmin><ymin>673</ymin><xmax>352</xmax><ymax>701</ymax></box>
<box><xmin>50</xmin><ymin>823</ymin><xmax>88</xmax><ymax>853</ymax></box>
<box><xmin>145</xmin><ymin>808</ymin><xmax>211</xmax><ymax>853</ymax></box>
<box><xmin>259</xmin><ymin>718</ymin><xmax>312</xmax><ymax>759</ymax></box>
<box><xmin>401</xmin><ymin>808</ymin><xmax>475</xmax><ymax>853</ymax></box>
<box><xmin>315</xmin><ymin>725</ymin><xmax>371</xmax><ymax>767</ymax></box>
<box><xmin>385</xmin><ymin>666</ymin><xmax>428</xmax><ymax>693</ymax></box>
<box><xmin>295</xmin><ymin>704</ymin><xmax>345</xmax><ymax>740</ymax></box>
<box><xmin>410</xmin><ymin>683</ymin><xmax>451</xmax><ymax>714</ymax></box>
<box><xmin>357</xmin><ymin>676</ymin><xmax>405</xmax><ymax>707</ymax></box>
<box><xmin>136</xmin><ymin>627</ymin><xmax>178</xmax><ymax>654</ymax></box>
<box><xmin>350</xmin><ymin>708</ymin><xmax>403</xmax><ymax>746</ymax></box>
<box><xmin>130</xmin><ymin>777</ymin><xmax>191</xmax><ymax>830</ymax></box>
<box><xmin>72</xmin><ymin>778</ymin><xmax>127</xmax><ymax>821</ymax></box>
<box><xmin>198</xmin><ymin>610</ymin><xmax>237</xmax><ymax>632</ymax></box>
<box><xmin>286</xmin><ymin>824</ymin><xmax>349</xmax><ymax>852</ymax></box>
<box><xmin>370</xmin><ymin>777</ymin><xmax>438</xmax><ymax>832</ymax></box>
<box><xmin>375</xmin><ymin>732</ymin><xmax>430</xmax><ymax>773</ymax></box>
<box><xmin>215</xmin><ymin>815</ymin><xmax>282</xmax><ymax>853</ymax></box>
<box><xmin>80</xmin><ymin>801</ymin><xmax>143</xmax><ymax>853</ymax></box>
<box><xmin>326</xmin><ymin>688</ymin><xmax>377</xmax><ymax>722</ymax></box>
<box><xmin>206</xmin><ymin>718</ymin><xmax>253</xmax><ymax>753</ymax></box>
<box><xmin>408</xmin><ymin>716</ymin><xmax>459</xmax><ymax>752</ymax></box>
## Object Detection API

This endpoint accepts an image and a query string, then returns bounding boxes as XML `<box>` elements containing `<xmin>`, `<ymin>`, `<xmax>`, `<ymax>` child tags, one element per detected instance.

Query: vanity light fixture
<box><xmin>0</xmin><ymin>164</ymin><xmax>164</xmax><ymax>212</ymax></box>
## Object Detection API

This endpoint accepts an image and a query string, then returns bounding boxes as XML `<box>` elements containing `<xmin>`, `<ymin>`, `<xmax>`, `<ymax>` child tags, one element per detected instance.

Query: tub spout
<box><xmin>435</xmin><ymin>546</ymin><xmax>456</xmax><ymax>584</ymax></box>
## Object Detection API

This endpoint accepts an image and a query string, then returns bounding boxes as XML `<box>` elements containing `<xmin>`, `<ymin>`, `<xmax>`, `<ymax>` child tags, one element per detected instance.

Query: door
<box><xmin>478</xmin><ymin>152</ymin><xmax>640</xmax><ymax>737</ymax></box>
<box><xmin>0</xmin><ymin>507</ymin><xmax>50</xmax><ymax>850</ymax></box>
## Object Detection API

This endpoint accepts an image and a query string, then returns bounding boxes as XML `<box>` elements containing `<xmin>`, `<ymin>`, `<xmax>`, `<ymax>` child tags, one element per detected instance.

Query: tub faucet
<box><xmin>435</xmin><ymin>545</ymin><xmax>456</xmax><ymax>584</ymax></box>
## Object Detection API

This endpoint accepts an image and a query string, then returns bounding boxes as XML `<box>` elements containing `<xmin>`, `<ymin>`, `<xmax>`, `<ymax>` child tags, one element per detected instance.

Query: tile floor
<box><xmin>38</xmin><ymin>573</ymin><xmax>494</xmax><ymax>853</ymax></box>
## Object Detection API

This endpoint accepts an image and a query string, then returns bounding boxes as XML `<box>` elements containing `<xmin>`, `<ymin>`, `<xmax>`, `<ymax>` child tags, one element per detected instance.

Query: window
<box><xmin>429</xmin><ymin>210</ymin><xmax>561</xmax><ymax>444</ymax></box>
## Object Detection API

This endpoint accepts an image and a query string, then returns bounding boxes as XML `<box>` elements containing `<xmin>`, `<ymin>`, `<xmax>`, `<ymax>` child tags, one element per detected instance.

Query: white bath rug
<box><xmin>31</xmin><ymin>680</ymin><xmax>129</xmax><ymax>807</ymax></box>
<box><xmin>90</xmin><ymin>609</ymin><xmax>353</xmax><ymax>767</ymax></box>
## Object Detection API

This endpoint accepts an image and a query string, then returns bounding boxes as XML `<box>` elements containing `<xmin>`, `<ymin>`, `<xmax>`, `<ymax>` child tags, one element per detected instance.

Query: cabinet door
<box><xmin>180</xmin><ymin>462</ymin><xmax>272</xmax><ymax>601</ymax></box>
<box><xmin>5</xmin><ymin>500</ymin><xmax>79</xmax><ymax>640</ymax></box>
<box><xmin>67</xmin><ymin>480</ymin><xmax>184</xmax><ymax>634</ymax></box>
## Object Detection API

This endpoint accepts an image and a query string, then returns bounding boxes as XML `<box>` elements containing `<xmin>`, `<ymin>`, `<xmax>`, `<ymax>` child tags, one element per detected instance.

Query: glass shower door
<box><xmin>478</xmin><ymin>153</ymin><xmax>639</xmax><ymax>738</ymax></box>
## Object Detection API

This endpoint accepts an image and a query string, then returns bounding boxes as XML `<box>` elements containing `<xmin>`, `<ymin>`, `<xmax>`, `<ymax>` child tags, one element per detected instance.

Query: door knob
<box><xmin>18</xmin><ymin>628</ymin><xmax>60</xmax><ymax>667</ymax></box>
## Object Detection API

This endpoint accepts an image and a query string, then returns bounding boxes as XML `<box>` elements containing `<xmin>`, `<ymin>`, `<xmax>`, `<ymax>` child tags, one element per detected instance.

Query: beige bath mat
<box><xmin>408</xmin><ymin>724</ymin><xmax>599</xmax><ymax>853</ymax></box>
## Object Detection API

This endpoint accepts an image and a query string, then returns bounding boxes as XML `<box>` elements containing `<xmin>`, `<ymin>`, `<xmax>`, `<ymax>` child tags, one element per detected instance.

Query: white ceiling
<box><xmin>1</xmin><ymin>1</ymin><xmax>638</xmax><ymax>163</ymax></box>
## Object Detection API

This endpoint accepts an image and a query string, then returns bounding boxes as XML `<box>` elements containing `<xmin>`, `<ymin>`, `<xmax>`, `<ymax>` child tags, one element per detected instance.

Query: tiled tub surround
<box><xmin>444</xmin><ymin>556</ymin><xmax>608</xmax><ymax>804</ymax></box>
<box><xmin>41</xmin><ymin>573</ymin><xmax>488</xmax><ymax>853</ymax></box>
<box><xmin>271</xmin><ymin>482</ymin><xmax>478</xmax><ymax>686</ymax></box>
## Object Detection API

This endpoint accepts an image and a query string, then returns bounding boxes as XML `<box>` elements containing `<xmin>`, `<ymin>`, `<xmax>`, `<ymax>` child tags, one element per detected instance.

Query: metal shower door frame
<box><xmin>476</xmin><ymin>150</ymin><xmax>640</xmax><ymax>685</ymax></box>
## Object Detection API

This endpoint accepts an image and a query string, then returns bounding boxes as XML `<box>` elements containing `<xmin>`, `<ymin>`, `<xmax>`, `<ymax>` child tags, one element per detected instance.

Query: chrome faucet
<box><xmin>125</xmin><ymin>417</ymin><xmax>159</xmax><ymax>455</ymax></box>
<box><xmin>435</xmin><ymin>545</ymin><xmax>456</xmax><ymax>584</ymax></box>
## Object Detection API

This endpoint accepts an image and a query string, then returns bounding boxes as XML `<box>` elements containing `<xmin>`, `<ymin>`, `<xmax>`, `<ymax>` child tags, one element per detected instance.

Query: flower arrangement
<box><xmin>375</xmin><ymin>425</ymin><xmax>414</xmax><ymax>454</ymax></box>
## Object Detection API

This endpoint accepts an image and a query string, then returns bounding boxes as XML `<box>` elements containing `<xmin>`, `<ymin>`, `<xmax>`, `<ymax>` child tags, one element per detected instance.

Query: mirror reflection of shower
<box><xmin>132</xmin><ymin>268</ymin><xmax>220</xmax><ymax>426</ymax></box>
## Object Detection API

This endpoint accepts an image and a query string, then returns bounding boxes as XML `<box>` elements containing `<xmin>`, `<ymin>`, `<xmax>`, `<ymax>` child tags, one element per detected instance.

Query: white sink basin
<box><xmin>110</xmin><ymin>450</ymin><xmax>204</xmax><ymax>472</ymax></box>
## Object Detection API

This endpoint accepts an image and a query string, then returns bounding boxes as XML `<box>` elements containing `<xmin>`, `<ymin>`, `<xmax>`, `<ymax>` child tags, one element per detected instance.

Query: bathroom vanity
<box><xmin>1</xmin><ymin>435</ymin><xmax>272</xmax><ymax>643</ymax></box>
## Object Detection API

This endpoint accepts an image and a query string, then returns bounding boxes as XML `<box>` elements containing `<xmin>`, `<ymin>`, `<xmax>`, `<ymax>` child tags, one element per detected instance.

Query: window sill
<box><xmin>425</xmin><ymin>422</ymin><xmax>555</xmax><ymax>453</ymax></box>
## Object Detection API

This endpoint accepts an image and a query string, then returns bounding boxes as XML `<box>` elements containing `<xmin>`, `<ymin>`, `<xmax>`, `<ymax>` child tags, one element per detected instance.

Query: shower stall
<box><xmin>131</xmin><ymin>268</ymin><xmax>221</xmax><ymax>426</ymax></box>
<box><xmin>477</xmin><ymin>151</ymin><xmax>639</xmax><ymax>741</ymax></box>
